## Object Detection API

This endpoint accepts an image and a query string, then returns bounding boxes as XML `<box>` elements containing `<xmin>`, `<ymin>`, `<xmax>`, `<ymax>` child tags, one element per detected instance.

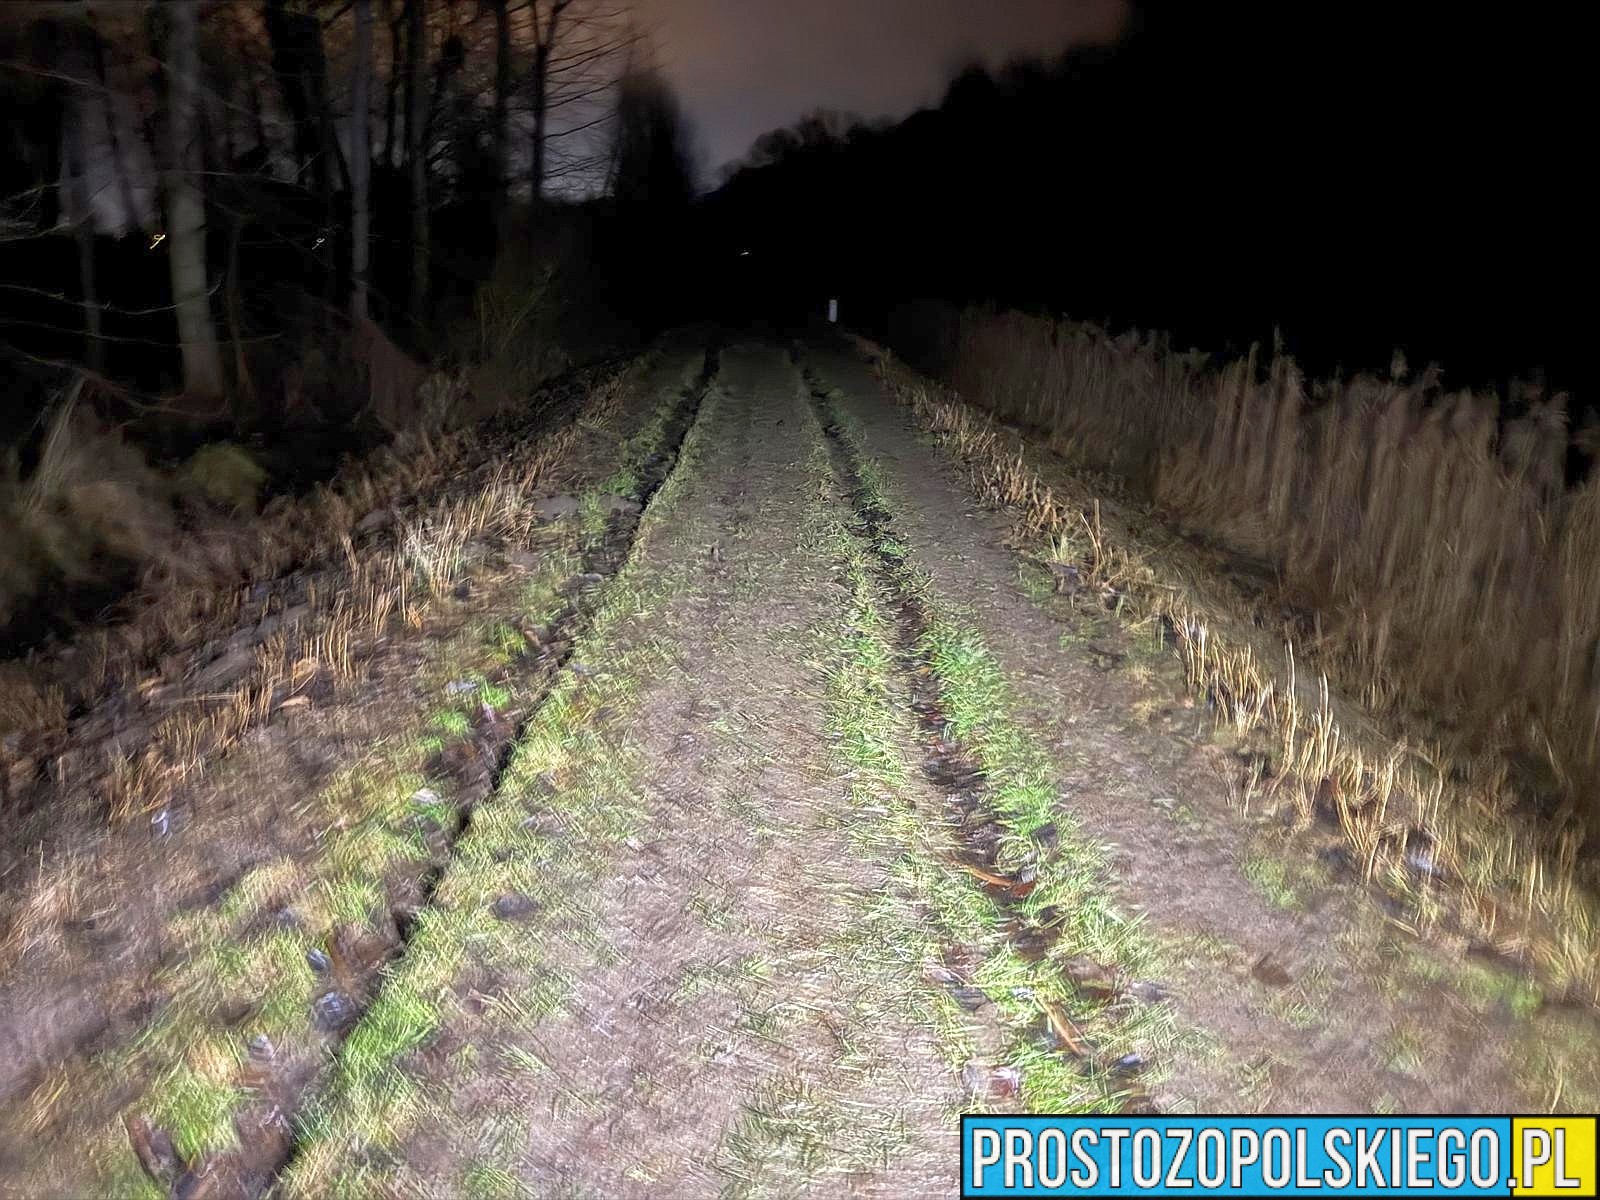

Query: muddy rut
<box><xmin>807</xmin><ymin>371</ymin><xmax>1161</xmax><ymax>1111</ymax></box>
<box><xmin>213</xmin><ymin>349</ymin><xmax>721</xmax><ymax>1199</ymax></box>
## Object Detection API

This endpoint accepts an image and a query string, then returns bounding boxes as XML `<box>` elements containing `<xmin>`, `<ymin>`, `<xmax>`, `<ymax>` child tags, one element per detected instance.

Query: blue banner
<box><xmin>961</xmin><ymin>1115</ymin><xmax>1598</xmax><ymax>1198</ymax></box>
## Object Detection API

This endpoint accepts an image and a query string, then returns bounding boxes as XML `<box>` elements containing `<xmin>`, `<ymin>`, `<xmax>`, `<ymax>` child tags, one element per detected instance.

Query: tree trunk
<box><xmin>383</xmin><ymin>0</ymin><xmax>402</xmax><ymax>166</ymax></box>
<box><xmin>491</xmin><ymin>0</ymin><xmax>511</xmax><ymax>236</ymax></box>
<box><xmin>66</xmin><ymin>99</ymin><xmax>103</xmax><ymax>371</ymax></box>
<box><xmin>73</xmin><ymin>221</ymin><xmax>101</xmax><ymax>371</ymax></box>
<box><xmin>88</xmin><ymin>23</ymin><xmax>141</xmax><ymax>233</ymax></box>
<box><xmin>530</xmin><ymin>42</ymin><xmax>549</xmax><ymax>206</ymax></box>
<box><xmin>527</xmin><ymin>0</ymin><xmax>569</xmax><ymax>238</ymax></box>
<box><xmin>406</xmin><ymin>0</ymin><xmax>429</xmax><ymax>342</ymax></box>
<box><xmin>263</xmin><ymin>0</ymin><xmax>344</xmax><ymax>300</ymax></box>
<box><xmin>225</xmin><ymin>214</ymin><xmax>255</xmax><ymax>429</ymax></box>
<box><xmin>351</xmin><ymin>0</ymin><xmax>372</xmax><ymax>319</ymax></box>
<box><xmin>162</xmin><ymin>0</ymin><xmax>226</xmax><ymax>399</ymax></box>
<box><xmin>262</xmin><ymin>0</ymin><xmax>315</xmax><ymax>174</ymax></box>
<box><xmin>249</xmin><ymin>73</ymin><xmax>270</xmax><ymax>160</ymax></box>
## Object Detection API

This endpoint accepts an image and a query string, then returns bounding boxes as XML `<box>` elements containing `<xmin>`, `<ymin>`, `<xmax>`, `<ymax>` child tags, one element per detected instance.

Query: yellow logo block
<box><xmin>1513</xmin><ymin>1118</ymin><xmax>1597</xmax><ymax>1197</ymax></box>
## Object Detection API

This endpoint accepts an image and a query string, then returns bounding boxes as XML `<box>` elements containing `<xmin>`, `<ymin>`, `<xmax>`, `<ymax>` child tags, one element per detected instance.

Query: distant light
<box><xmin>738</xmin><ymin>248</ymin><xmax>751</xmax><ymax>256</ymax></box>
<box><xmin>148</xmin><ymin>232</ymin><xmax>166</xmax><ymax>249</ymax></box>
<box><xmin>312</xmin><ymin>236</ymin><xmax>327</xmax><ymax>249</ymax></box>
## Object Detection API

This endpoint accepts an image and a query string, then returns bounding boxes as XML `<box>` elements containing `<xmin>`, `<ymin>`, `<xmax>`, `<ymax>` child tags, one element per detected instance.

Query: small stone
<box><xmin>306</xmin><ymin>947</ymin><xmax>331</xmax><ymax>973</ymax></box>
<box><xmin>1049</xmin><ymin>562</ymin><xmax>1081</xmax><ymax>595</ymax></box>
<box><xmin>1011</xmin><ymin>924</ymin><xmax>1062</xmax><ymax>963</ymax></box>
<box><xmin>962</xmin><ymin>1061</ymin><xmax>1023</xmax><ymax>1100</ymax></box>
<box><xmin>1127</xmin><ymin>980</ymin><xmax>1169</xmax><ymax>1005</ymax></box>
<box><xmin>534</xmin><ymin>494</ymin><xmax>581</xmax><ymax>521</ymax></box>
<box><xmin>411</xmin><ymin>787</ymin><xmax>442</xmax><ymax>807</ymax></box>
<box><xmin>1060</xmin><ymin>954</ymin><xmax>1119</xmax><ymax>1000</ymax></box>
<box><xmin>597</xmin><ymin>493</ymin><xmax>642</xmax><ymax>516</ymax></box>
<box><xmin>950</xmin><ymin>986</ymin><xmax>989</xmax><ymax>1012</ymax></box>
<box><xmin>124</xmin><ymin>1114</ymin><xmax>181</xmax><ymax>1184</ymax></box>
<box><xmin>313</xmin><ymin>990</ymin><xmax>355</xmax><ymax>1030</ymax></box>
<box><xmin>491</xmin><ymin>892</ymin><xmax>540</xmax><ymax>922</ymax></box>
<box><xmin>191</xmin><ymin>645</ymin><xmax>255</xmax><ymax>691</ymax></box>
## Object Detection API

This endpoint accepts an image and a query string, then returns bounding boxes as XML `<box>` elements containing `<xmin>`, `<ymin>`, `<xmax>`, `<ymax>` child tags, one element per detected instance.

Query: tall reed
<box><xmin>928</xmin><ymin>306</ymin><xmax>1595</xmax><ymax>827</ymax></box>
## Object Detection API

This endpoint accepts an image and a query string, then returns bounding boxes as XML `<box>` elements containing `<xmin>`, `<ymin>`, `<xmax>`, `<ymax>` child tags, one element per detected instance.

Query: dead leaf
<box><xmin>1040</xmin><ymin>998</ymin><xmax>1092</xmax><ymax>1056</ymax></box>
<box><xmin>1060</xmin><ymin>954</ymin><xmax>1120</xmax><ymax>1001</ymax></box>
<box><xmin>124</xmin><ymin>1114</ymin><xmax>181</xmax><ymax>1185</ymax></box>
<box><xmin>955</xmin><ymin>860</ymin><xmax>1037</xmax><ymax>899</ymax></box>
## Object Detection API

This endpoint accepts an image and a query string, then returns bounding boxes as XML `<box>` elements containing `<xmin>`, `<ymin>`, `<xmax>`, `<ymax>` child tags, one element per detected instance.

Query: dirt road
<box><xmin>2</xmin><ymin>338</ymin><xmax>1596</xmax><ymax>1198</ymax></box>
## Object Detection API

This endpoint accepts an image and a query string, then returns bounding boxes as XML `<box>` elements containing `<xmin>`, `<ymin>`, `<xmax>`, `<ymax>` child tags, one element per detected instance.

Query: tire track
<box><xmin>805</xmin><ymin>366</ymin><xmax>1161</xmax><ymax>1113</ymax></box>
<box><xmin>161</xmin><ymin>349</ymin><xmax>720</xmax><ymax>1200</ymax></box>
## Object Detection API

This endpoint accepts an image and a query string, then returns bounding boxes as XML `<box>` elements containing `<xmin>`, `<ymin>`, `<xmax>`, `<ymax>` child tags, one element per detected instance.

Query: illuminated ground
<box><xmin>1</xmin><ymin>340</ymin><xmax>1595</xmax><ymax>1199</ymax></box>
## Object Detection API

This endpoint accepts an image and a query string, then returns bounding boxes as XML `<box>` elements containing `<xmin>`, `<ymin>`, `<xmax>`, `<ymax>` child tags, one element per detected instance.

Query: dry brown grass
<box><xmin>0</xmin><ymin>379</ymin><xmax>175</xmax><ymax>634</ymax></box>
<box><xmin>0</xmin><ymin>354</ymin><xmax>644</xmax><ymax>992</ymax></box>
<box><xmin>2</xmin><ymin>258</ymin><xmax>575</xmax><ymax>668</ymax></box>
<box><xmin>90</xmin><ymin>417</ymin><xmax>583</xmax><ymax>820</ymax></box>
<box><xmin>942</xmin><ymin>310</ymin><xmax>1597</xmax><ymax>805</ymax></box>
<box><xmin>0</xmin><ymin>350</ymin><xmax>632</xmax><ymax>846</ymax></box>
<box><xmin>866</xmin><ymin>333</ymin><xmax>1600</xmax><ymax>1003</ymax></box>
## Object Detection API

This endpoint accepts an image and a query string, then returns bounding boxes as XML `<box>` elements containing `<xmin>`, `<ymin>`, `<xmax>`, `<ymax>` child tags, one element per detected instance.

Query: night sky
<box><xmin>634</xmin><ymin>0</ymin><xmax>1130</xmax><ymax>177</ymax></box>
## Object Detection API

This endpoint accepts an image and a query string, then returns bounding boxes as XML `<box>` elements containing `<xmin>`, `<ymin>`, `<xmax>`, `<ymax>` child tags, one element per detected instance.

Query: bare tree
<box><xmin>609</xmin><ymin>66</ymin><xmax>692</xmax><ymax>212</ymax></box>
<box><xmin>506</xmin><ymin>1</ymin><xmax>641</xmax><ymax>221</ymax></box>
<box><xmin>2</xmin><ymin>16</ymin><xmax>67</xmax><ymax>232</ymax></box>
<box><xmin>161</xmin><ymin>0</ymin><xmax>226</xmax><ymax>398</ymax></box>
<box><xmin>419</xmin><ymin>26</ymin><xmax>466</xmax><ymax>155</ymax></box>
<box><xmin>488</xmin><ymin>0</ymin><xmax>510</xmax><ymax>231</ymax></box>
<box><xmin>262</xmin><ymin>0</ymin><xmax>346</xmax><ymax>302</ymax></box>
<box><xmin>63</xmin><ymin>83</ymin><xmax>102</xmax><ymax>370</ymax></box>
<box><xmin>350</xmin><ymin>0</ymin><xmax>372</xmax><ymax>318</ymax></box>
<box><xmin>527</xmin><ymin>0</ymin><xmax>572</xmax><ymax>205</ymax></box>
<box><xmin>86</xmin><ymin>16</ymin><xmax>141</xmax><ymax>231</ymax></box>
<box><xmin>381</xmin><ymin>0</ymin><xmax>403</xmax><ymax>165</ymax></box>
<box><xmin>405</xmin><ymin>0</ymin><xmax>428</xmax><ymax>335</ymax></box>
<box><xmin>262</xmin><ymin>0</ymin><xmax>346</xmax><ymax>191</ymax></box>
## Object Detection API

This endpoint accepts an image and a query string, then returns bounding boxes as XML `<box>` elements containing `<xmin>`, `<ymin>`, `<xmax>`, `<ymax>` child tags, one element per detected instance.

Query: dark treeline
<box><xmin>0</xmin><ymin>0</ymin><xmax>695</xmax><ymax>452</ymax></box>
<box><xmin>704</xmin><ymin>2</ymin><xmax>1589</xmax><ymax>402</ymax></box>
<box><xmin>0</xmin><ymin>0</ymin><xmax>695</xmax><ymax>644</ymax></box>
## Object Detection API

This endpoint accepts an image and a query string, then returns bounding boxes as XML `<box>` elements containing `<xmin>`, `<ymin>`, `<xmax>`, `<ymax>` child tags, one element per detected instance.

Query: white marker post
<box><xmin>827</xmin><ymin>298</ymin><xmax>839</xmax><ymax>324</ymax></box>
